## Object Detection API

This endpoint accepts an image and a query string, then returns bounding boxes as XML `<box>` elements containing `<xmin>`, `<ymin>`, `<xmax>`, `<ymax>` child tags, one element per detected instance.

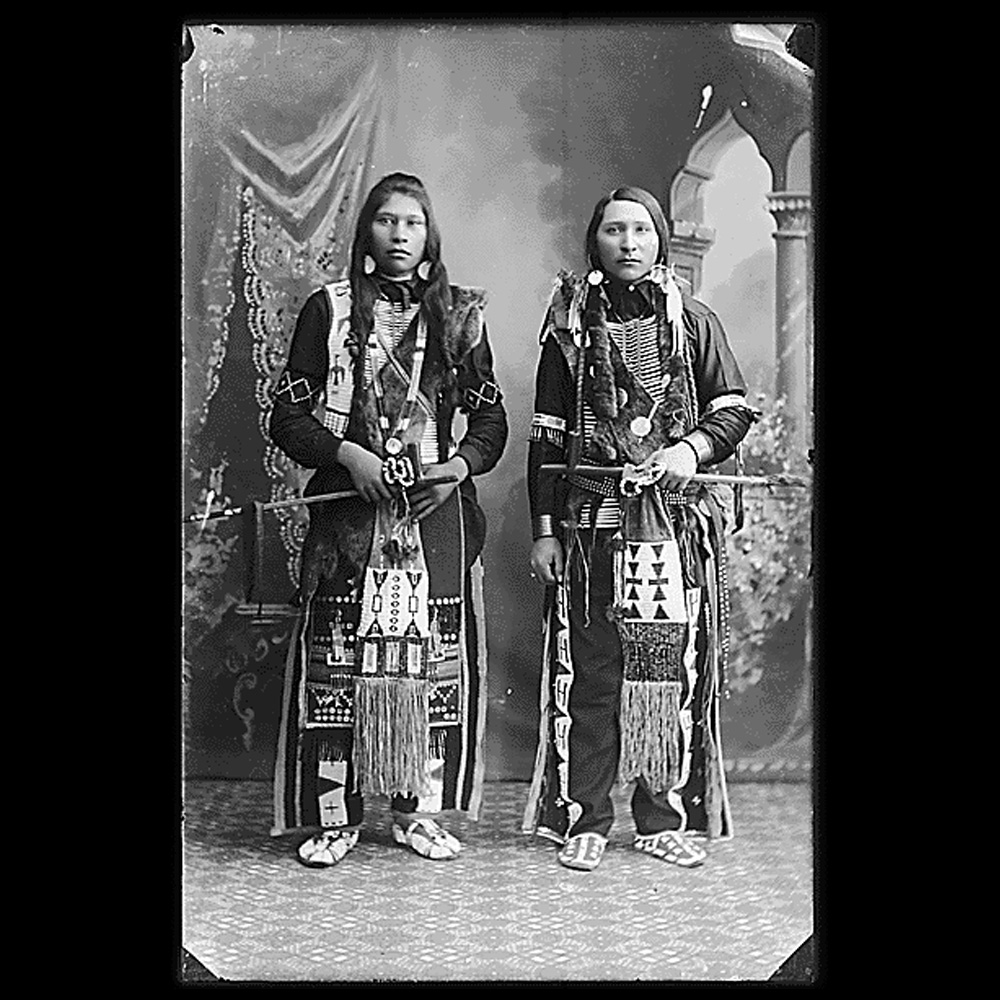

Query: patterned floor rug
<box><xmin>183</xmin><ymin>780</ymin><xmax>813</xmax><ymax>982</ymax></box>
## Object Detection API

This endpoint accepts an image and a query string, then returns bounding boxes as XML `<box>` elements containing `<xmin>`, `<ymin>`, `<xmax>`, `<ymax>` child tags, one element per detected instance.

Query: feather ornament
<box><xmin>650</xmin><ymin>263</ymin><xmax>686</xmax><ymax>355</ymax></box>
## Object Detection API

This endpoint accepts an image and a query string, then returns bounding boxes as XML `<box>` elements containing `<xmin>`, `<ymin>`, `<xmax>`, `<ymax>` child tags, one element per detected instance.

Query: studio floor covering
<box><xmin>182</xmin><ymin>779</ymin><xmax>813</xmax><ymax>982</ymax></box>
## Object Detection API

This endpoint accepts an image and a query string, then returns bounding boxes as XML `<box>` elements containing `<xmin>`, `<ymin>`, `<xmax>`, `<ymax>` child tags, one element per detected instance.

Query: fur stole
<box><xmin>351</xmin><ymin>285</ymin><xmax>488</xmax><ymax>458</ymax></box>
<box><xmin>543</xmin><ymin>271</ymin><xmax>695</xmax><ymax>466</ymax></box>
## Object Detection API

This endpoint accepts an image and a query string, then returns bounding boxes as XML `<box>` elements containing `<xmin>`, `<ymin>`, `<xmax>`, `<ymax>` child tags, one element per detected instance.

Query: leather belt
<box><xmin>568</xmin><ymin>473</ymin><xmax>701</xmax><ymax>505</ymax></box>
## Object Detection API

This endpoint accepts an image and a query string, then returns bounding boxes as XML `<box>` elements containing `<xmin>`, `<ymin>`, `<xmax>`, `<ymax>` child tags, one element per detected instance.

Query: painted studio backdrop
<box><xmin>182</xmin><ymin>22</ymin><xmax>814</xmax><ymax>783</ymax></box>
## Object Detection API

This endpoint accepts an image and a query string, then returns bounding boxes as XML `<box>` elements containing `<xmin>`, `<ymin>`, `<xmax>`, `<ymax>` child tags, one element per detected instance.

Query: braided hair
<box><xmin>579</xmin><ymin>186</ymin><xmax>672</xmax><ymax>420</ymax></box>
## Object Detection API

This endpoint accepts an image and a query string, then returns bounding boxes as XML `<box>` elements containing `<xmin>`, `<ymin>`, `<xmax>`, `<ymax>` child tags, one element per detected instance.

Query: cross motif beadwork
<box><xmin>275</xmin><ymin>372</ymin><xmax>317</xmax><ymax>405</ymax></box>
<box><xmin>463</xmin><ymin>381</ymin><xmax>500</xmax><ymax>411</ymax></box>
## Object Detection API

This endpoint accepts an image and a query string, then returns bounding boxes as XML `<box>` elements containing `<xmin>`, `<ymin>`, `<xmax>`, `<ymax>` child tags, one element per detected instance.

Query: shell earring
<box><xmin>586</xmin><ymin>269</ymin><xmax>604</xmax><ymax>286</ymax></box>
<box><xmin>649</xmin><ymin>262</ymin><xmax>667</xmax><ymax>288</ymax></box>
<box><xmin>363</xmin><ymin>254</ymin><xmax>376</xmax><ymax>275</ymax></box>
<box><xmin>416</xmin><ymin>260</ymin><xmax>432</xmax><ymax>281</ymax></box>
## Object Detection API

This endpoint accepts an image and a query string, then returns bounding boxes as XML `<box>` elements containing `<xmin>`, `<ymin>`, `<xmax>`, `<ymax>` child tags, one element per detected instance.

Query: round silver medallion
<box><xmin>630</xmin><ymin>416</ymin><xmax>652</xmax><ymax>438</ymax></box>
<box><xmin>385</xmin><ymin>437</ymin><xmax>403</xmax><ymax>455</ymax></box>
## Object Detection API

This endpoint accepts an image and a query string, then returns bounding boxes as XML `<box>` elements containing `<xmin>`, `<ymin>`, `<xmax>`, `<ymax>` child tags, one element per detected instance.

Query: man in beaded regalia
<box><xmin>522</xmin><ymin>186</ymin><xmax>758</xmax><ymax>872</ymax></box>
<box><xmin>269</xmin><ymin>173</ymin><xmax>508</xmax><ymax>867</ymax></box>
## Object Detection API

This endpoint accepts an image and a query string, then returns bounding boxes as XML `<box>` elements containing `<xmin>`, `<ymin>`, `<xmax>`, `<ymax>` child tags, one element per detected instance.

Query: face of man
<box><xmin>595</xmin><ymin>199</ymin><xmax>660</xmax><ymax>282</ymax></box>
<box><xmin>370</xmin><ymin>192</ymin><xmax>428</xmax><ymax>279</ymax></box>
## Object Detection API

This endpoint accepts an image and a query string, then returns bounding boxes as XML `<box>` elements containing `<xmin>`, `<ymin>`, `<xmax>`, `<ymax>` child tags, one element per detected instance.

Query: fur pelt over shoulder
<box><xmin>351</xmin><ymin>285</ymin><xmax>487</xmax><ymax>461</ymax></box>
<box><xmin>293</xmin><ymin>286</ymin><xmax>487</xmax><ymax>606</ymax></box>
<box><xmin>543</xmin><ymin>271</ymin><xmax>694</xmax><ymax>467</ymax></box>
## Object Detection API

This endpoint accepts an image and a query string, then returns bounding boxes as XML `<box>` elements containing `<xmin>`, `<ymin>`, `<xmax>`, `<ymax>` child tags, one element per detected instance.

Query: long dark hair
<box><xmin>580</xmin><ymin>187</ymin><xmax>672</xmax><ymax>418</ymax></box>
<box><xmin>584</xmin><ymin>185</ymin><xmax>670</xmax><ymax>274</ymax></box>
<box><xmin>581</xmin><ymin>186</ymin><xmax>671</xmax><ymax>365</ymax></box>
<box><xmin>348</xmin><ymin>172</ymin><xmax>453</xmax><ymax>364</ymax></box>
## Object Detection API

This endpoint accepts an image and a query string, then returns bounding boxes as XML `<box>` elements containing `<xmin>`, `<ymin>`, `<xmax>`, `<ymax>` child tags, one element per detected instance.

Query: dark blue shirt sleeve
<box><xmin>454</xmin><ymin>321</ymin><xmax>508</xmax><ymax>476</ymax></box>
<box><xmin>269</xmin><ymin>289</ymin><xmax>344</xmax><ymax>470</ymax></box>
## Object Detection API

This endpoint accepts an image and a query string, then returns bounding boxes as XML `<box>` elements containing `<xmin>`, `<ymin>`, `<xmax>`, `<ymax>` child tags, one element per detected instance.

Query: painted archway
<box><xmin>667</xmin><ymin>110</ymin><xmax>813</xmax><ymax>773</ymax></box>
<box><xmin>667</xmin><ymin>107</ymin><xmax>757</xmax><ymax>296</ymax></box>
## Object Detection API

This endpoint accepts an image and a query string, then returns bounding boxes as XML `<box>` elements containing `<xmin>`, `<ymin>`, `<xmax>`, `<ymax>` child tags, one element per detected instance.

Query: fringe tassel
<box><xmin>579</xmin><ymin>528</ymin><xmax>593</xmax><ymax>628</ymax></box>
<box><xmin>568</xmin><ymin>338</ymin><xmax>586</xmax><ymax>471</ymax></box>
<box><xmin>429</xmin><ymin>726</ymin><xmax>449</xmax><ymax>761</ymax></box>
<box><xmin>733</xmin><ymin>442</ymin><xmax>746</xmax><ymax>533</ymax></box>
<box><xmin>568</xmin><ymin>278</ymin><xmax>587</xmax><ymax>339</ymax></box>
<box><xmin>700</xmin><ymin>601</ymin><xmax>725</xmax><ymax>838</ymax></box>
<box><xmin>352</xmin><ymin>677</ymin><xmax>431</xmax><ymax>797</ymax></box>
<box><xmin>528</xmin><ymin>425</ymin><xmax>566</xmax><ymax>449</ymax></box>
<box><xmin>618</xmin><ymin>679</ymin><xmax>683</xmax><ymax>793</ymax></box>
<box><xmin>317</xmin><ymin>739</ymin><xmax>347</xmax><ymax>763</ymax></box>
<box><xmin>594</xmin><ymin>528</ymin><xmax>625</xmax><ymax>622</ymax></box>
<box><xmin>562</xmin><ymin>516</ymin><xmax>590</xmax><ymax>626</ymax></box>
<box><xmin>701</xmin><ymin>714</ymin><xmax>724</xmax><ymax>838</ymax></box>
<box><xmin>674</xmin><ymin>510</ymin><xmax>706</xmax><ymax>589</ymax></box>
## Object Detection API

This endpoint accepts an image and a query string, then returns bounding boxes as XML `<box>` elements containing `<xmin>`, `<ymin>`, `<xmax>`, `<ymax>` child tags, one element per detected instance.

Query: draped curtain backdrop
<box><xmin>183</xmin><ymin>27</ymin><xmax>394</xmax><ymax>776</ymax></box>
<box><xmin>182</xmin><ymin>22</ymin><xmax>813</xmax><ymax>782</ymax></box>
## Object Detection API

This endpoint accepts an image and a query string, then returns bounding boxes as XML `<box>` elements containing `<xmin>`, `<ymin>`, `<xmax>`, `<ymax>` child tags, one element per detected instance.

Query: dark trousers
<box><xmin>564</xmin><ymin>532</ymin><xmax>685</xmax><ymax>839</ymax></box>
<box><xmin>296</xmin><ymin>727</ymin><xmax>426</xmax><ymax>830</ymax></box>
<box><xmin>346</xmin><ymin>791</ymin><xmax>419</xmax><ymax>828</ymax></box>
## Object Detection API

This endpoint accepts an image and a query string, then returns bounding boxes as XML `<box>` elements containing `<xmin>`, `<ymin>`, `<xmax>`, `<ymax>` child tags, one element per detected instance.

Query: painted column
<box><xmin>766</xmin><ymin>192</ymin><xmax>811</xmax><ymax>455</ymax></box>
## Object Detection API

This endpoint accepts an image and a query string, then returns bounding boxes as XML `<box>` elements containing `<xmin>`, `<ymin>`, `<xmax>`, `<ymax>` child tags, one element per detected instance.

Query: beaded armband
<box><xmin>529</xmin><ymin>412</ymin><xmax>566</xmax><ymax>449</ymax></box>
<box><xmin>703</xmin><ymin>393</ymin><xmax>750</xmax><ymax>416</ymax></box>
<box><xmin>274</xmin><ymin>370</ymin><xmax>322</xmax><ymax>406</ymax></box>
<box><xmin>463</xmin><ymin>379</ymin><xmax>502</xmax><ymax>411</ymax></box>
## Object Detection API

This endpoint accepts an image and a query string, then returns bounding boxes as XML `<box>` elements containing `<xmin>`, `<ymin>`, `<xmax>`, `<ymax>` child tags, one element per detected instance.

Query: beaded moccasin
<box><xmin>633</xmin><ymin>829</ymin><xmax>707</xmax><ymax>867</ymax></box>
<box><xmin>391</xmin><ymin>818</ymin><xmax>462</xmax><ymax>860</ymax></box>
<box><xmin>296</xmin><ymin>828</ymin><xmax>360</xmax><ymax>868</ymax></box>
<box><xmin>557</xmin><ymin>832</ymin><xmax>608</xmax><ymax>871</ymax></box>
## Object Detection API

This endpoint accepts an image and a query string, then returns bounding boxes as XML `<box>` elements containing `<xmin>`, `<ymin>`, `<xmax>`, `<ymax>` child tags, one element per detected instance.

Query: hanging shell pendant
<box><xmin>630</xmin><ymin>399</ymin><xmax>660</xmax><ymax>439</ymax></box>
<box><xmin>385</xmin><ymin>437</ymin><xmax>403</xmax><ymax>456</ymax></box>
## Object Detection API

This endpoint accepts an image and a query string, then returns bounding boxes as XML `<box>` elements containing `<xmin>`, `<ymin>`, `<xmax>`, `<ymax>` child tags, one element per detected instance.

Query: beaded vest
<box><xmin>321</xmin><ymin>283</ymin><xmax>442</xmax><ymax>468</ymax></box>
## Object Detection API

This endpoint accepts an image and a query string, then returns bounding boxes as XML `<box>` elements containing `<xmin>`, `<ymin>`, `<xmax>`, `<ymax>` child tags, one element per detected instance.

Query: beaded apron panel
<box><xmin>303</xmin><ymin>593</ymin><xmax>462</xmax><ymax>730</ymax></box>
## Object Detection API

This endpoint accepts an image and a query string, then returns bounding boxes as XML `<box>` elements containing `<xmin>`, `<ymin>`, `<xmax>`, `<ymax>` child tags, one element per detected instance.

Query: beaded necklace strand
<box><xmin>368</xmin><ymin>311</ymin><xmax>428</xmax><ymax>457</ymax></box>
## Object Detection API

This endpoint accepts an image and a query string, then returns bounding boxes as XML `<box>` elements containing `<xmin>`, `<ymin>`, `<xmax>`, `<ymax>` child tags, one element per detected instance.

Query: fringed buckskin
<box><xmin>352</xmin><ymin>677</ymin><xmax>432</xmax><ymax>798</ymax></box>
<box><xmin>617</xmin><ymin>677</ymin><xmax>683</xmax><ymax>792</ymax></box>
